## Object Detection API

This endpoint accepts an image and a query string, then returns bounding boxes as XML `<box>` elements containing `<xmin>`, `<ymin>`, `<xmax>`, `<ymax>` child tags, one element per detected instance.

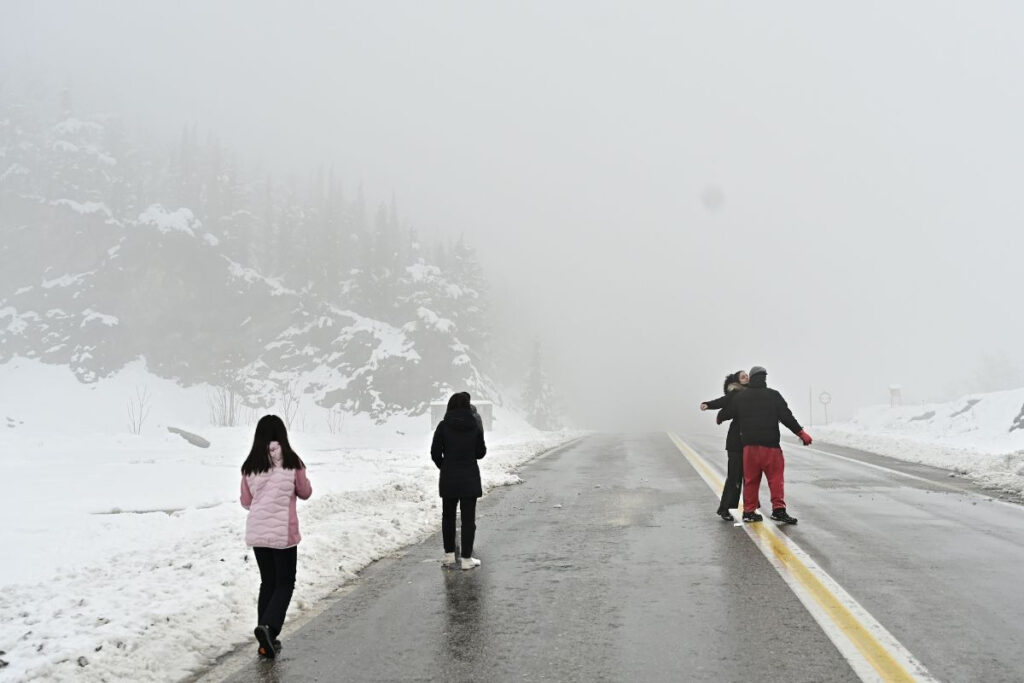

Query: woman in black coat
<box><xmin>700</xmin><ymin>370</ymin><xmax>748</xmax><ymax>521</ymax></box>
<box><xmin>431</xmin><ymin>392</ymin><xmax>487</xmax><ymax>570</ymax></box>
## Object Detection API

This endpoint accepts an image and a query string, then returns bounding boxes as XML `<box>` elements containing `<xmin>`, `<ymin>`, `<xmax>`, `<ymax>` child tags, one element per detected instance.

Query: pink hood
<box><xmin>240</xmin><ymin>441</ymin><xmax>313</xmax><ymax>548</ymax></box>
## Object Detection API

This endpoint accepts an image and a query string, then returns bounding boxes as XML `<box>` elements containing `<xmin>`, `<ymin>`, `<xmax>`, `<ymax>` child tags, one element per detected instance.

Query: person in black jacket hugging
<box><xmin>718</xmin><ymin>366</ymin><xmax>812</xmax><ymax>524</ymax></box>
<box><xmin>432</xmin><ymin>392</ymin><xmax>487</xmax><ymax>570</ymax></box>
<box><xmin>700</xmin><ymin>370</ymin><xmax>749</xmax><ymax>521</ymax></box>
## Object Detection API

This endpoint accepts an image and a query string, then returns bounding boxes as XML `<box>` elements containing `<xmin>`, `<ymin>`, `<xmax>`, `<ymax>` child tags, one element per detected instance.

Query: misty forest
<box><xmin>0</xmin><ymin>90</ymin><xmax>559</xmax><ymax>427</ymax></box>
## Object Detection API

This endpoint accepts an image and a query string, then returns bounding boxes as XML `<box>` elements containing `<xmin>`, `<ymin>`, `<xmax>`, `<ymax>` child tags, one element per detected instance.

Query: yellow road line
<box><xmin>668</xmin><ymin>432</ymin><xmax>934</xmax><ymax>683</ymax></box>
<box><xmin>668</xmin><ymin>431</ymin><xmax>725</xmax><ymax>491</ymax></box>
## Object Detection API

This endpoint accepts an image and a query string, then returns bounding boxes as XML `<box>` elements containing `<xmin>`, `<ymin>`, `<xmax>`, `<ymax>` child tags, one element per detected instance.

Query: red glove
<box><xmin>798</xmin><ymin>430</ymin><xmax>812</xmax><ymax>446</ymax></box>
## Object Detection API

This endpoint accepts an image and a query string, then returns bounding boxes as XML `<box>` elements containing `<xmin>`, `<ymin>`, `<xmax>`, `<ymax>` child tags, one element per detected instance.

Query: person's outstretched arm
<box><xmin>718</xmin><ymin>397</ymin><xmax>737</xmax><ymax>423</ymax></box>
<box><xmin>775</xmin><ymin>391</ymin><xmax>812</xmax><ymax>444</ymax></box>
<box><xmin>701</xmin><ymin>395</ymin><xmax>728</xmax><ymax>411</ymax></box>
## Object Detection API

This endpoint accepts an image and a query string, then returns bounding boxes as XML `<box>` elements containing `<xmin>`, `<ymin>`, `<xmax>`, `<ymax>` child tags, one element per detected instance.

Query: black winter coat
<box><xmin>718</xmin><ymin>375</ymin><xmax>803</xmax><ymax>448</ymax></box>
<box><xmin>703</xmin><ymin>383</ymin><xmax>744</xmax><ymax>452</ymax></box>
<box><xmin>431</xmin><ymin>407</ymin><xmax>487</xmax><ymax>499</ymax></box>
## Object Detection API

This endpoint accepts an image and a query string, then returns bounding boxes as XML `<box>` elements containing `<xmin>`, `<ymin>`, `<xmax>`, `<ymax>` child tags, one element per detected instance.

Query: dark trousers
<box><xmin>717</xmin><ymin>449</ymin><xmax>744</xmax><ymax>513</ymax></box>
<box><xmin>253</xmin><ymin>546</ymin><xmax>297</xmax><ymax>638</ymax></box>
<box><xmin>442</xmin><ymin>497</ymin><xmax>477</xmax><ymax>558</ymax></box>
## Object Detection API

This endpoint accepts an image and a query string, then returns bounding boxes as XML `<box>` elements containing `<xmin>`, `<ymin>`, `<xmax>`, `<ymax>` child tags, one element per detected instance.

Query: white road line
<box><xmin>800</xmin><ymin>444</ymin><xmax>966</xmax><ymax>490</ymax></box>
<box><xmin>669</xmin><ymin>432</ymin><xmax>936</xmax><ymax>683</ymax></box>
<box><xmin>789</xmin><ymin>441</ymin><xmax>1024</xmax><ymax>513</ymax></box>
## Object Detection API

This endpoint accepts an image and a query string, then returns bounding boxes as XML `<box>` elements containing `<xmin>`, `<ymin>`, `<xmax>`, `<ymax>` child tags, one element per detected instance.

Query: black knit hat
<box><xmin>749</xmin><ymin>365</ymin><xmax>767</xmax><ymax>377</ymax></box>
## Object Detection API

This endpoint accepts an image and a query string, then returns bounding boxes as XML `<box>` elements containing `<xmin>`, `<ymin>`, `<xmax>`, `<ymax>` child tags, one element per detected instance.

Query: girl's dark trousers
<box><xmin>442</xmin><ymin>497</ymin><xmax>477</xmax><ymax>558</ymax></box>
<box><xmin>717</xmin><ymin>449</ymin><xmax>744</xmax><ymax>514</ymax></box>
<box><xmin>253</xmin><ymin>546</ymin><xmax>297</xmax><ymax>638</ymax></box>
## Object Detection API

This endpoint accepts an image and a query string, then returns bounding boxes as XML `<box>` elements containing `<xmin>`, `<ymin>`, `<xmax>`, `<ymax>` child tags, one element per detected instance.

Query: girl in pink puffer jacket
<box><xmin>239</xmin><ymin>414</ymin><xmax>313</xmax><ymax>659</ymax></box>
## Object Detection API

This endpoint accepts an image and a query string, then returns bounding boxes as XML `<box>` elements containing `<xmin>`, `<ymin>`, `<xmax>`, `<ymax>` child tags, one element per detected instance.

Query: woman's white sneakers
<box><xmin>442</xmin><ymin>552</ymin><xmax>481</xmax><ymax>570</ymax></box>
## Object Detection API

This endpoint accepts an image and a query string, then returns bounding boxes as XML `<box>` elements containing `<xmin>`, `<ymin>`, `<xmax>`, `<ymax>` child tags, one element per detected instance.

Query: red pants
<box><xmin>743</xmin><ymin>445</ymin><xmax>785</xmax><ymax>513</ymax></box>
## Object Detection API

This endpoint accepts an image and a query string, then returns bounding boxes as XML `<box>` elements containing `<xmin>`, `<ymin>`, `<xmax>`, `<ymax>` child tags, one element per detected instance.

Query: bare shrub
<box><xmin>238</xmin><ymin>404</ymin><xmax>260</xmax><ymax>427</ymax></box>
<box><xmin>326</xmin><ymin>405</ymin><xmax>346</xmax><ymax>435</ymax></box>
<box><xmin>127</xmin><ymin>385</ymin><xmax>152</xmax><ymax>435</ymax></box>
<box><xmin>278</xmin><ymin>380</ymin><xmax>301</xmax><ymax>430</ymax></box>
<box><xmin>208</xmin><ymin>387</ymin><xmax>239</xmax><ymax>427</ymax></box>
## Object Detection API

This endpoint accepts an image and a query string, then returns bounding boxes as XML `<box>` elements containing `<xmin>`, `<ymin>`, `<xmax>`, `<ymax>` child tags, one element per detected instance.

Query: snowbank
<box><xmin>0</xmin><ymin>358</ymin><xmax>582</xmax><ymax>681</ymax></box>
<box><xmin>814</xmin><ymin>387</ymin><xmax>1024</xmax><ymax>495</ymax></box>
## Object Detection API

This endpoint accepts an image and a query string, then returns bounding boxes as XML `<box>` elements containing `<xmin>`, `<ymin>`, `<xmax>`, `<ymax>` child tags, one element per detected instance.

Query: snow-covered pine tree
<box><xmin>370</xmin><ymin>200</ymin><xmax>399</xmax><ymax>319</ymax></box>
<box><xmin>279</xmin><ymin>180</ymin><xmax>313</xmax><ymax>288</ymax></box>
<box><xmin>524</xmin><ymin>339</ymin><xmax>561</xmax><ymax>430</ymax></box>
<box><xmin>392</xmin><ymin>250</ymin><xmax>486</xmax><ymax>413</ymax></box>
<box><xmin>448</xmin><ymin>235</ymin><xmax>491</xmax><ymax>360</ymax></box>
<box><xmin>315</xmin><ymin>167</ymin><xmax>342</xmax><ymax>299</ymax></box>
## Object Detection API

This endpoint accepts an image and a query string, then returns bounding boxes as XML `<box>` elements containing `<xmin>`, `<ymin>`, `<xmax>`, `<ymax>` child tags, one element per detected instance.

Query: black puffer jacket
<box><xmin>431</xmin><ymin>407</ymin><xmax>487</xmax><ymax>498</ymax></box>
<box><xmin>718</xmin><ymin>374</ymin><xmax>803</xmax><ymax>448</ymax></box>
<box><xmin>703</xmin><ymin>382</ymin><xmax>745</xmax><ymax>452</ymax></box>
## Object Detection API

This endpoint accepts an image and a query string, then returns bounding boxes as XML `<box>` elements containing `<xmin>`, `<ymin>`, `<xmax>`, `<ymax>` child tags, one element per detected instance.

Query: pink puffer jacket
<box><xmin>240</xmin><ymin>441</ymin><xmax>313</xmax><ymax>549</ymax></box>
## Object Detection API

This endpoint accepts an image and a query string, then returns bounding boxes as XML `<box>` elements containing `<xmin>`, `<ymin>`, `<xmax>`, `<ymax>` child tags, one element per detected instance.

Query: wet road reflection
<box><xmin>250</xmin><ymin>660</ymin><xmax>281</xmax><ymax>683</ymax></box>
<box><xmin>441</xmin><ymin>566</ymin><xmax>485</xmax><ymax>664</ymax></box>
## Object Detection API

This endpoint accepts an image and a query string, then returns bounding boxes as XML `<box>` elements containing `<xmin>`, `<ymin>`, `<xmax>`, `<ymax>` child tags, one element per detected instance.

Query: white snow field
<box><xmin>0</xmin><ymin>358</ymin><xmax>581</xmax><ymax>682</ymax></box>
<box><xmin>814</xmin><ymin>387</ymin><xmax>1024</xmax><ymax>496</ymax></box>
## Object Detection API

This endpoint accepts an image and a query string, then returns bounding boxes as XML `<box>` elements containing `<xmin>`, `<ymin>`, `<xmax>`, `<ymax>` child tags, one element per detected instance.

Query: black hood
<box><xmin>444</xmin><ymin>407</ymin><xmax>478</xmax><ymax>432</ymax></box>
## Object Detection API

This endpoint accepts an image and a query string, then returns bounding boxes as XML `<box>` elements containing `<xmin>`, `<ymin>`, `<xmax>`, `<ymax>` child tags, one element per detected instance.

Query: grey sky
<box><xmin>4</xmin><ymin>1</ymin><xmax>1023</xmax><ymax>430</ymax></box>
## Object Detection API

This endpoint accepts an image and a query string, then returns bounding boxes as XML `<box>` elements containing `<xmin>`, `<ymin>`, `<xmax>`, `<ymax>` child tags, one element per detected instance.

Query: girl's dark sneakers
<box><xmin>771</xmin><ymin>509</ymin><xmax>798</xmax><ymax>524</ymax></box>
<box><xmin>254</xmin><ymin>625</ymin><xmax>277</xmax><ymax>659</ymax></box>
<box><xmin>742</xmin><ymin>511</ymin><xmax>763</xmax><ymax>523</ymax></box>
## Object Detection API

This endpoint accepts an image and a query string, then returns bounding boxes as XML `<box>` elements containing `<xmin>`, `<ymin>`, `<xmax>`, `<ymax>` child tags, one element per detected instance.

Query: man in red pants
<box><xmin>717</xmin><ymin>366</ymin><xmax>812</xmax><ymax>524</ymax></box>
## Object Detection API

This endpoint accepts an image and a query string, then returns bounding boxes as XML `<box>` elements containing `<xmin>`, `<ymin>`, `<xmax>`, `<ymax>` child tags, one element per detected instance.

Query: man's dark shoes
<box><xmin>254</xmin><ymin>625</ymin><xmax>277</xmax><ymax>659</ymax></box>
<box><xmin>718</xmin><ymin>510</ymin><xmax>735</xmax><ymax>521</ymax></box>
<box><xmin>771</xmin><ymin>508</ymin><xmax>798</xmax><ymax>524</ymax></box>
<box><xmin>742</xmin><ymin>511</ymin><xmax>763</xmax><ymax>523</ymax></box>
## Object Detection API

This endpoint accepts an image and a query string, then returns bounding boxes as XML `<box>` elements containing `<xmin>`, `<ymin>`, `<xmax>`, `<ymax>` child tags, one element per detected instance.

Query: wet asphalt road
<box><xmin>686</xmin><ymin>432</ymin><xmax>1024</xmax><ymax>683</ymax></box>
<box><xmin>209</xmin><ymin>432</ymin><xmax>1024</xmax><ymax>682</ymax></box>
<box><xmin>215</xmin><ymin>433</ymin><xmax>859</xmax><ymax>682</ymax></box>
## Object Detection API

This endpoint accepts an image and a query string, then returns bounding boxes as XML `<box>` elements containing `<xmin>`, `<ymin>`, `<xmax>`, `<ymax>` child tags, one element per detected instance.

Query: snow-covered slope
<box><xmin>0</xmin><ymin>358</ymin><xmax>581</xmax><ymax>681</ymax></box>
<box><xmin>814</xmin><ymin>388</ymin><xmax>1024</xmax><ymax>495</ymax></box>
<box><xmin>1</xmin><ymin>106</ymin><xmax>498</xmax><ymax>422</ymax></box>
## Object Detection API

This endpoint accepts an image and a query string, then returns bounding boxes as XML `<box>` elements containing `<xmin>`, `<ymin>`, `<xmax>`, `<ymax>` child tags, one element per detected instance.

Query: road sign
<box><xmin>819</xmin><ymin>391</ymin><xmax>831</xmax><ymax>424</ymax></box>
